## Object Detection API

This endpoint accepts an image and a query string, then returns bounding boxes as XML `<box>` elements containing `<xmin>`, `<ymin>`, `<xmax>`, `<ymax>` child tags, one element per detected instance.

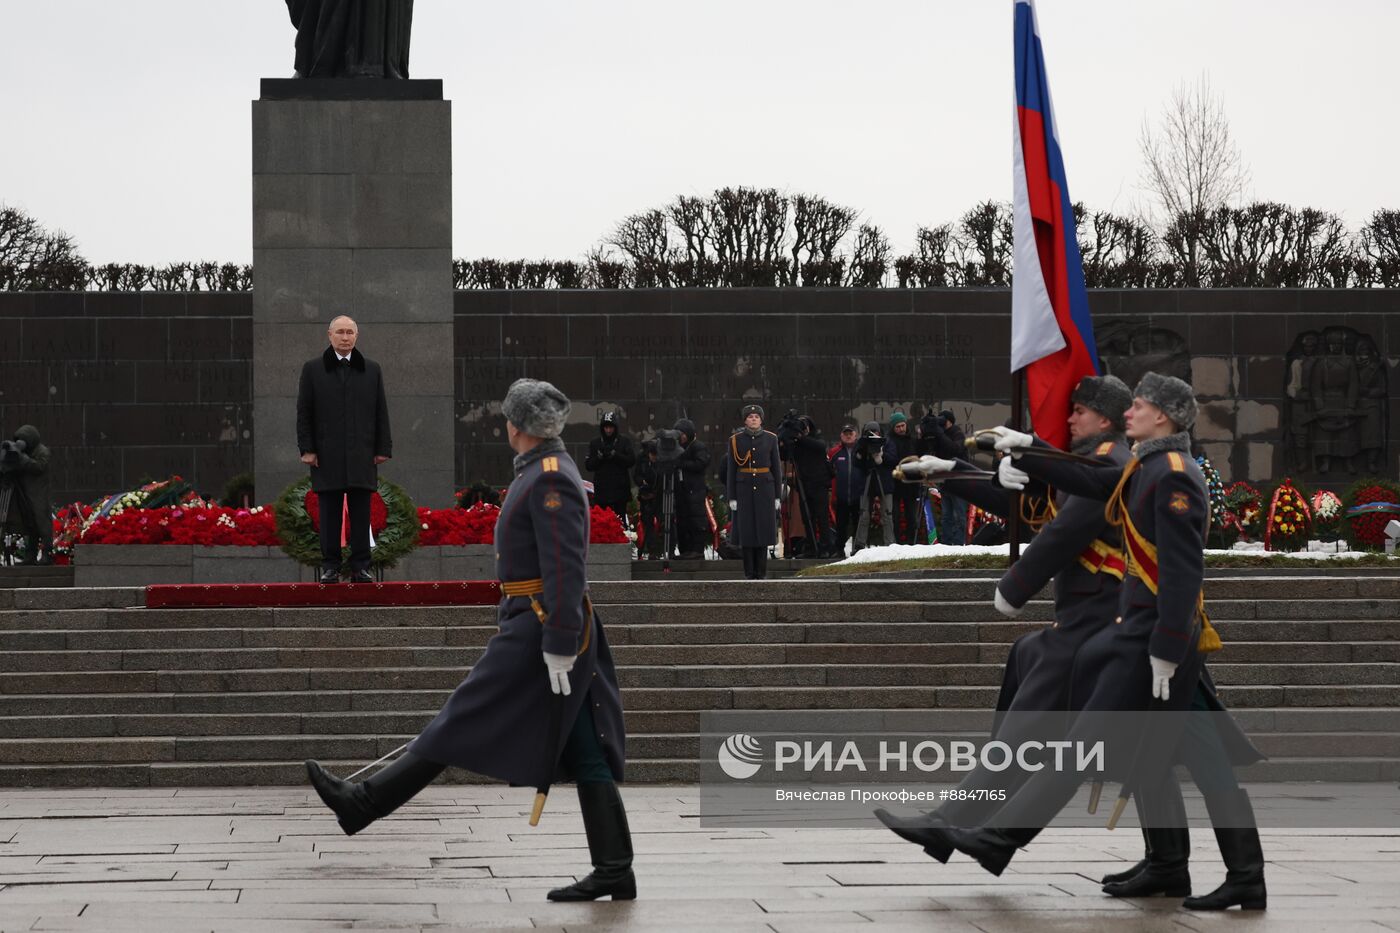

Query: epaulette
<box><xmin>542</xmin><ymin>456</ymin><xmax>560</xmax><ymax>473</ymax></box>
<box><xmin>1096</xmin><ymin>441</ymin><xmax>1114</xmax><ymax>456</ymax></box>
<box><xmin>764</xmin><ymin>430</ymin><xmax>777</xmax><ymax>437</ymax></box>
<box><xmin>1166</xmin><ymin>451</ymin><xmax>1185</xmax><ymax>472</ymax></box>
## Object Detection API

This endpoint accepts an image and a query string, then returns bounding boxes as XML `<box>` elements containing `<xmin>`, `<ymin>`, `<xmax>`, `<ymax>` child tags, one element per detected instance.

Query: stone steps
<box><xmin>0</xmin><ymin>576</ymin><xmax>1394</xmax><ymax>786</ymax></box>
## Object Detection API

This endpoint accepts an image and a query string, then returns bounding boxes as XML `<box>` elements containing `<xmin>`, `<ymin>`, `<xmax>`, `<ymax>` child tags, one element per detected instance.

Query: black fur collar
<box><xmin>322</xmin><ymin>345</ymin><xmax>365</xmax><ymax>372</ymax></box>
<box><xmin>1133</xmin><ymin>431</ymin><xmax>1191</xmax><ymax>461</ymax></box>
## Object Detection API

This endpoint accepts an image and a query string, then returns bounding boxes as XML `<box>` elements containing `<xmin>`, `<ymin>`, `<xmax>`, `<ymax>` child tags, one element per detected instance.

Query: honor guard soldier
<box><xmin>876</xmin><ymin>375</ymin><xmax>1144</xmax><ymax>842</ymax></box>
<box><xmin>726</xmin><ymin>404</ymin><xmax>781</xmax><ymax>579</ymax></box>
<box><xmin>305</xmin><ymin>378</ymin><xmax>636</xmax><ymax>902</ymax></box>
<box><xmin>912</xmin><ymin>373</ymin><xmax>1265</xmax><ymax>912</ymax></box>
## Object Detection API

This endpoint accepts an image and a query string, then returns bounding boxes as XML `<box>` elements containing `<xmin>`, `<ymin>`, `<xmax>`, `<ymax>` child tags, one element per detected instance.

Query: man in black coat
<box><xmin>789</xmin><ymin>416</ymin><xmax>834</xmax><ymax>557</ymax></box>
<box><xmin>672</xmin><ymin>418</ymin><xmax>712</xmax><ymax>559</ymax></box>
<box><xmin>918</xmin><ymin>410</ymin><xmax>967</xmax><ymax>543</ymax></box>
<box><xmin>584</xmin><ymin>411</ymin><xmax>635</xmax><ymax>526</ymax></box>
<box><xmin>886</xmin><ymin>413</ymin><xmax>919</xmax><ymax>544</ymax></box>
<box><xmin>305</xmin><ymin>378</ymin><xmax>634</xmax><ymax>902</ymax></box>
<box><xmin>0</xmin><ymin>425</ymin><xmax>53</xmax><ymax>564</ymax></box>
<box><xmin>296</xmin><ymin>316</ymin><xmax>392</xmax><ymax>583</ymax></box>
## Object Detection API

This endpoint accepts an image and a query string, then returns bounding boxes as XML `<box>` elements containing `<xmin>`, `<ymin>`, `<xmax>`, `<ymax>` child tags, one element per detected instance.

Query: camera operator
<box><xmin>851</xmin><ymin>420</ymin><xmax>893</xmax><ymax>551</ymax></box>
<box><xmin>829</xmin><ymin>423</ymin><xmax>866</xmax><ymax>555</ymax></box>
<box><xmin>886</xmin><ymin>413</ymin><xmax>920</xmax><ymax>544</ymax></box>
<box><xmin>633</xmin><ymin>439</ymin><xmax>662</xmax><ymax>559</ymax></box>
<box><xmin>584</xmin><ymin>410</ymin><xmax>636</xmax><ymax>526</ymax></box>
<box><xmin>672</xmin><ymin>419</ymin><xmax>712</xmax><ymax>559</ymax></box>
<box><xmin>0</xmin><ymin>425</ymin><xmax>54</xmax><ymax>564</ymax></box>
<box><xmin>917</xmin><ymin>409</ymin><xmax>967</xmax><ymax>544</ymax></box>
<box><xmin>791</xmin><ymin>417</ymin><xmax>834</xmax><ymax>556</ymax></box>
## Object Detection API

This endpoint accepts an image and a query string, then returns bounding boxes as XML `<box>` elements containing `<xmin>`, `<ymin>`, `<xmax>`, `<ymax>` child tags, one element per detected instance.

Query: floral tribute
<box><xmin>71</xmin><ymin>504</ymin><xmax>278</xmax><ymax>548</ymax></box>
<box><xmin>414</xmin><ymin>502</ymin><xmax>628</xmax><ymax>545</ymax></box>
<box><xmin>1221</xmin><ymin>481</ymin><xmax>1263</xmax><ymax>543</ymax></box>
<box><xmin>1343</xmin><ymin>478</ymin><xmax>1400</xmax><ymax>551</ymax></box>
<box><xmin>1310</xmin><ymin>490</ymin><xmax>1344</xmax><ymax>541</ymax></box>
<box><xmin>1263</xmin><ymin>479</ymin><xmax>1312</xmax><ymax>552</ymax></box>
<box><xmin>1195</xmin><ymin>456</ymin><xmax>1228</xmax><ymax>542</ymax></box>
<box><xmin>966</xmin><ymin>502</ymin><xmax>1004</xmax><ymax>541</ymax></box>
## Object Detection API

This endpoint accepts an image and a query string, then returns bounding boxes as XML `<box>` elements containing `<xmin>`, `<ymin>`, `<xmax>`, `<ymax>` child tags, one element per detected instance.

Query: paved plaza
<box><xmin>0</xmin><ymin>785</ymin><xmax>1397</xmax><ymax>932</ymax></box>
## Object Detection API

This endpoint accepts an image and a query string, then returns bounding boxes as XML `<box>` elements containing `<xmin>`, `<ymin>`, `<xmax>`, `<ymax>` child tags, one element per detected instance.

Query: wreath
<box><xmin>1196</xmin><ymin>456</ymin><xmax>1229</xmax><ymax>547</ymax></box>
<box><xmin>1263</xmin><ymin>478</ymin><xmax>1312</xmax><ymax>553</ymax></box>
<box><xmin>1342</xmin><ymin>477</ymin><xmax>1400</xmax><ymax>552</ymax></box>
<box><xmin>274</xmin><ymin>477</ymin><xmax>419</xmax><ymax>569</ymax></box>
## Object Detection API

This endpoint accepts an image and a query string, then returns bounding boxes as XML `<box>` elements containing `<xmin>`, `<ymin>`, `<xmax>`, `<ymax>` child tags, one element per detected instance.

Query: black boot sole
<box><xmin>305</xmin><ymin>760</ymin><xmax>372</xmax><ymax>836</ymax></box>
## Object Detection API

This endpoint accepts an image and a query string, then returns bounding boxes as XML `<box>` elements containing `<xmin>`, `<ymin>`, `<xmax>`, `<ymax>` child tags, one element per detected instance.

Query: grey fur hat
<box><xmin>1133</xmin><ymin>372</ymin><xmax>1197</xmax><ymax>432</ymax></box>
<box><xmin>1071</xmin><ymin>374</ymin><xmax>1132</xmax><ymax>432</ymax></box>
<box><xmin>740</xmin><ymin>404</ymin><xmax>764</xmax><ymax>420</ymax></box>
<box><xmin>502</xmin><ymin>378</ymin><xmax>570</xmax><ymax>439</ymax></box>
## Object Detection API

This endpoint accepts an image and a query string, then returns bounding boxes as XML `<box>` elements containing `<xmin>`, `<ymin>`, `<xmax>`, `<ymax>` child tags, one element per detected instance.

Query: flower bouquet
<box><xmin>1310</xmin><ymin>490</ymin><xmax>1344</xmax><ymax>542</ymax></box>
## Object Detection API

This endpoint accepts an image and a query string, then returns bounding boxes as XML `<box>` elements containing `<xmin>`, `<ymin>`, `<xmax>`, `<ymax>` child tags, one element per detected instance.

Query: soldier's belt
<box><xmin>498</xmin><ymin>578</ymin><xmax>593</xmax><ymax>656</ymax></box>
<box><xmin>1077</xmin><ymin>540</ymin><xmax>1126</xmax><ymax>579</ymax></box>
<box><xmin>738</xmin><ymin>467</ymin><xmax>771</xmax><ymax>474</ymax></box>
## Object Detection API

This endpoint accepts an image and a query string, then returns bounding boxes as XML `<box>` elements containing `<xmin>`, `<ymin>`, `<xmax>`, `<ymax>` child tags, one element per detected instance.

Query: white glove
<box><xmin>1149</xmin><ymin>656</ymin><xmax>1177</xmax><ymax>701</ymax></box>
<box><xmin>774</xmin><ymin>499</ymin><xmax>782</xmax><ymax>510</ymax></box>
<box><xmin>997</xmin><ymin>456</ymin><xmax>1031</xmax><ymax>490</ymax></box>
<box><xmin>729</xmin><ymin>499</ymin><xmax>738</xmax><ymax>511</ymax></box>
<box><xmin>873</xmin><ymin>448</ymin><xmax>884</xmax><ymax>464</ymax></box>
<box><xmin>987</xmin><ymin>426</ymin><xmax>1034</xmax><ymax>455</ymax></box>
<box><xmin>993</xmin><ymin>587</ymin><xmax>1021</xmax><ymax>618</ymax></box>
<box><xmin>920</xmin><ymin>455</ymin><xmax>958</xmax><ymax>473</ymax></box>
<box><xmin>544</xmin><ymin>651</ymin><xmax>574</xmax><ymax>696</ymax></box>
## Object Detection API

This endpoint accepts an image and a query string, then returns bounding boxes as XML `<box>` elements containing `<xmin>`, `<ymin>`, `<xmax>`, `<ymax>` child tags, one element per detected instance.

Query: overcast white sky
<box><xmin>1</xmin><ymin>1</ymin><xmax>1394</xmax><ymax>266</ymax></box>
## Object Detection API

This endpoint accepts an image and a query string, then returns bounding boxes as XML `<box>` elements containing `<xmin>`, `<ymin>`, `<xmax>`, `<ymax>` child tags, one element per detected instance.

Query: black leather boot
<box><xmin>1103</xmin><ymin>826</ymin><xmax>1191</xmax><ymax>897</ymax></box>
<box><xmin>874</xmin><ymin>809</ymin><xmax>954</xmax><ymax>863</ymax></box>
<box><xmin>1183</xmin><ymin>790</ymin><xmax>1266</xmax><ymax>910</ymax></box>
<box><xmin>306</xmin><ymin>751</ymin><xmax>445</xmax><ymax>836</ymax></box>
<box><xmin>1183</xmin><ymin>829</ymin><xmax>1266</xmax><ymax>909</ymax></box>
<box><xmin>548</xmin><ymin>783</ymin><xmax>636</xmax><ymax>901</ymax></box>
<box><xmin>1102</xmin><ymin>828</ymin><xmax>1151</xmax><ymax>885</ymax></box>
<box><xmin>946</xmin><ymin>826</ymin><xmax>1030</xmax><ymax>877</ymax></box>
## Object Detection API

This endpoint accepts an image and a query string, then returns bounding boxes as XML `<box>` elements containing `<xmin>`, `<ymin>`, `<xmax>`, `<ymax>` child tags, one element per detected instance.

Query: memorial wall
<box><xmin>1</xmin><ymin>288</ymin><xmax>1394</xmax><ymax>504</ymax></box>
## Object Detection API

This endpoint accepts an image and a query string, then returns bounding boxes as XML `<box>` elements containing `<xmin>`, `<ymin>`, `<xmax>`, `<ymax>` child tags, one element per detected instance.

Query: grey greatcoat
<box><xmin>942</xmin><ymin>435</ymin><xmax>1131</xmax><ymax>716</ymax></box>
<box><xmin>409</xmin><ymin>440</ymin><xmax>626</xmax><ymax>785</ymax></box>
<box><xmin>724</xmin><ymin>429</ymin><xmax>781</xmax><ymax>547</ymax></box>
<box><xmin>296</xmin><ymin>346</ymin><xmax>392</xmax><ymax>492</ymax></box>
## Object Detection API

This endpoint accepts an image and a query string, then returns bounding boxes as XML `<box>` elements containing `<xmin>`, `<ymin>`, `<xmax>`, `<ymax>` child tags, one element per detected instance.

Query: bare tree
<box><xmin>1139</xmin><ymin>75</ymin><xmax>1250</xmax><ymax>285</ymax></box>
<box><xmin>0</xmin><ymin>204</ymin><xmax>87</xmax><ymax>290</ymax></box>
<box><xmin>952</xmin><ymin>201</ymin><xmax>1013</xmax><ymax>286</ymax></box>
<box><xmin>1198</xmin><ymin>202</ymin><xmax>1349</xmax><ymax>287</ymax></box>
<box><xmin>1073</xmin><ymin>203</ymin><xmax>1162</xmax><ymax>287</ymax></box>
<box><xmin>1357</xmin><ymin>209</ymin><xmax>1400</xmax><ymax>287</ymax></box>
<box><xmin>791</xmin><ymin>194</ymin><xmax>856</xmax><ymax>285</ymax></box>
<box><xmin>846</xmin><ymin>224</ymin><xmax>891</xmax><ymax>287</ymax></box>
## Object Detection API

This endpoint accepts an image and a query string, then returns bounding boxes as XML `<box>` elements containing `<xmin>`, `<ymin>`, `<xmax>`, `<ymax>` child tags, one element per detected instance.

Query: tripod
<box><xmin>659</xmin><ymin>466</ymin><xmax>677</xmax><ymax>573</ymax></box>
<box><xmin>779</xmin><ymin>463</ymin><xmax>820</xmax><ymax>560</ymax></box>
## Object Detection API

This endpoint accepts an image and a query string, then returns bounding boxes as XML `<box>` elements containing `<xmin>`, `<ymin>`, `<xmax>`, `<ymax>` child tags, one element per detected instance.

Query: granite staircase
<box><xmin>1</xmin><ymin>577</ymin><xmax>1398</xmax><ymax>786</ymax></box>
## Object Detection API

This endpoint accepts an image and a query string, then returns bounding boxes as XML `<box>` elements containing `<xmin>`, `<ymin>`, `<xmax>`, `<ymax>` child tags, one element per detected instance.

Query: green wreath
<box><xmin>274</xmin><ymin>476</ymin><xmax>420</xmax><ymax>569</ymax></box>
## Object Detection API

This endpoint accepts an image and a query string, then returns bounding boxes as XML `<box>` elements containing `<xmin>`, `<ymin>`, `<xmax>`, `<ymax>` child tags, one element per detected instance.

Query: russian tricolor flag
<box><xmin>1011</xmin><ymin>0</ymin><xmax>1099</xmax><ymax>450</ymax></box>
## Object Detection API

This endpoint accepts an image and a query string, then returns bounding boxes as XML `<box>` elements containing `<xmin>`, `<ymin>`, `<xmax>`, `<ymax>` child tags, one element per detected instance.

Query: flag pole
<box><xmin>1008</xmin><ymin>367</ymin><xmax>1024</xmax><ymax>565</ymax></box>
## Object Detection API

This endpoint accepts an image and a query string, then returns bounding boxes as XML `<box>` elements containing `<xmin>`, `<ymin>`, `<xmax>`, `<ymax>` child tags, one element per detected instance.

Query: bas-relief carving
<box><xmin>1283</xmin><ymin>327</ymin><xmax>1389</xmax><ymax>475</ymax></box>
<box><xmin>1095</xmin><ymin>320</ymin><xmax>1192</xmax><ymax>389</ymax></box>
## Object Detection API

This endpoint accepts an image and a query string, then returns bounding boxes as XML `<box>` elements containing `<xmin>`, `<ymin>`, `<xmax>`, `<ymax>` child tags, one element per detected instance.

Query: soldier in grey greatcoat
<box><xmin>916</xmin><ymin>374</ymin><xmax>1266</xmax><ymax>913</ymax></box>
<box><xmin>725</xmin><ymin>404</ymin><xmax>781</xmax><ymax>579</ymax></box>
<box><xmin>305</xmin><ymin>378</ymin><xmax>635</xmax><ymax>902</ymax></box>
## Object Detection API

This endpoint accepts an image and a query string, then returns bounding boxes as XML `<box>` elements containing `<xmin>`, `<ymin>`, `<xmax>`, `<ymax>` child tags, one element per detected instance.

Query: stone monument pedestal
<box><xmin>252</xmin><ymin>79</ymin><xmax>453</xmax><ymax>508</ymax></box>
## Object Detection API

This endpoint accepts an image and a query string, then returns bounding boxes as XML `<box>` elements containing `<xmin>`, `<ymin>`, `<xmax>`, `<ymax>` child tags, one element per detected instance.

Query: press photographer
<box><xmin>671</xmin><ymin>419</ymin><xmax>711</xmax><ymax>560</ymax></box>
<box><xmin>851</xmin><ymin>420</ymin><xmax>893</xmax><ymax>550</ymax></box>
<box><xmin>0</xmin><ymin>425</ymin><xmax>54</xmax><ymax>565</ymax></box>
<box><xmin>917</xmin><ymin>409</ymin><xmax>967</xmax><ymax>543</ymax></box>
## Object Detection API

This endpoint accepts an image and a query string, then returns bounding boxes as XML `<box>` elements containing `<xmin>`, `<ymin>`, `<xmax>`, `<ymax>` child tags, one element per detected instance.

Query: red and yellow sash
<box><xmin>1104</xmin><ymin>458</ymin><xmax>1222</xmax><ymax>653</ymax></box>
<box><xmin>1023</xmin><ymin>492</ymin><xmax>1125</xmax><ymax>579</ymax></box>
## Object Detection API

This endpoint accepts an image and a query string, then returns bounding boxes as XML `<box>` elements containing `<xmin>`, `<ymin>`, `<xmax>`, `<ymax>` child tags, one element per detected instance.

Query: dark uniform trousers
<box><xmin>318</xmin><ymin>489</ymin><xmax>372</xmax><ymax>573</ymax></box>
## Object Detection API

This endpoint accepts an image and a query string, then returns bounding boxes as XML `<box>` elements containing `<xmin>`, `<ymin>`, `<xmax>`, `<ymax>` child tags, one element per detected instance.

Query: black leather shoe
<box><xmin>319</xmin><ymin>569</ymin><xmax>341</xmax><ymax>585</ymax></box>
<box><xmin>1104</xmin><ymin>825</ymin><xmax>1190</xmax><ymax>898</ymax></box>
<box><xmin>874</xmin><ymin>809</ymin><xmax>954</xmax><ymax>863</ymax></box>
<box><xmin>305</xmin><ymin>760</ymin><xmax>377</xmax><ymax>836</ymax></box>
<box><xmin>547</xmin><ymin>783</ymin><xmax>636</xmax><ymax>901</ymax></box>
<box><xmin>350</xmin><ymin>569</ymin><xmax>374</xmax><ymax>584</ymax></box>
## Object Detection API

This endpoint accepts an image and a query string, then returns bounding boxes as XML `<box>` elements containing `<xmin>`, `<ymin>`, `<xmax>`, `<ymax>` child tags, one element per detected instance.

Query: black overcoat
<box><xmin>409</xmin><ymin>440</ymin><xmax>626</xmax><ymax>785</ymax></box>
<box><xmin>296</xmin><ymin>346</ymin><xmax>392</xmax><ymax>492</ymax></box>
<box><xmin>3</xmin><ymin>426</ymin><xmax>51</xmax><ymax>538</ymax></box>
<box><xmin>584</xmin><ymin>431</ymin><xmax>636</xmax><ymax>505</ymax></box>
<box><xmin>724</xmin><ymin>429</ymin><xmax>781</xmax><ymax>547</ymax></box>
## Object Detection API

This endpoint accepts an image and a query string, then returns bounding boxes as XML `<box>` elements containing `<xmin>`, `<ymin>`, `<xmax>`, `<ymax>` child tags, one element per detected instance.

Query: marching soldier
<box><xmin>305</xmin><ymin>378</ymin><xmax>636</xmax><ymax>902</ymax></box>
<box><xmin>726</xmin><ymin>404</ymin><xmax>781</xmax><ymax>579</ymax></box>
<box><xmin>913</xmin><ymin>373</ymin><xmax>1265</xmax><ymax>912</ymax></box>
<box><xmin>878</xmin><ymin>376</ymin><xmax>1194</xmax><ymax>883</ymax></box>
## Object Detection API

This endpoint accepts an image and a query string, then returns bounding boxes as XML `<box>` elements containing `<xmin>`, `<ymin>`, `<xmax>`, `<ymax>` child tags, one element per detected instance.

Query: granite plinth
<box><xmin>259</xmin><ymin>77</ymin><xmax>443</xmax><ymax>100</ymax></box>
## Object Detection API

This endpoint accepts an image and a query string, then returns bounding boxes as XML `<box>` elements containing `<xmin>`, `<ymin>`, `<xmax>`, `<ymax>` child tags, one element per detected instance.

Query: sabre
<box><xmin>530</xmin><ymin>691</ymin><xmax>566</xmax><ymax>826</ymax></box>
<box><xmin>345</xmin><ymin>742</ymin><xmax>409</xmax><ymax>781</ymax></box>
<box><xmin>893</xmin><ymin>456</ymin><xmax>995</xmax><ymax>484</ymax></box>
<box><xmin>966</xmin><ymin>431</ymin><xmax>1104</xmax><ymax>466</ymax></box>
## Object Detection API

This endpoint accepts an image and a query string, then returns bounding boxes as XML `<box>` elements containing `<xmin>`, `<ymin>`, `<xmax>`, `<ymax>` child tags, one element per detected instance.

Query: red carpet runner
<box><xmin>145</xmin><ymin>581</ymin><xmax>503</xmax><ymax>609</ymax></box>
